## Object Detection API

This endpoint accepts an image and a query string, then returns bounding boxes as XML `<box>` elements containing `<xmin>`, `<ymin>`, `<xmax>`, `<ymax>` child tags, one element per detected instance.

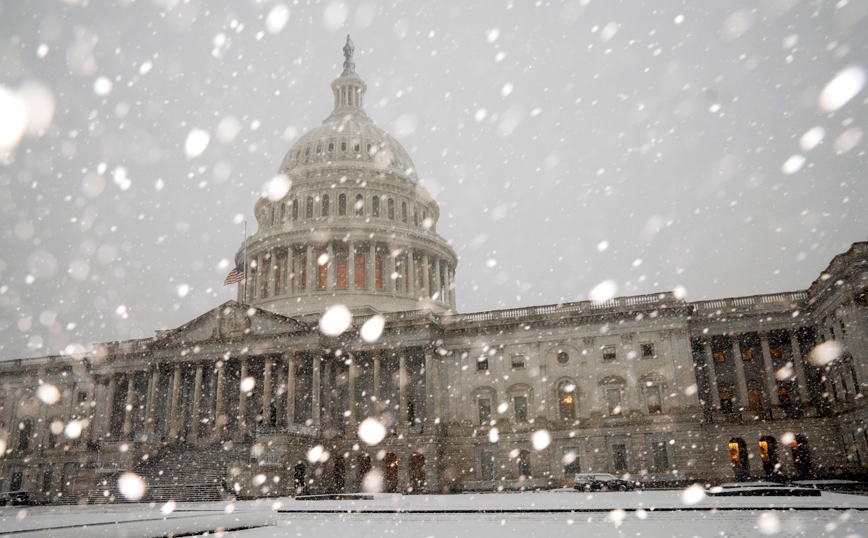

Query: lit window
<box><xmin>741</xmin><ymin>348</ymin><xmax>753</xmax><ymax>361</ymax></box>
<box><xmin>748</xmin><ymin>388</ymin><xmax>762</xmax><ymax>411</ymax></box>
<box><xmin>641</xmin><ymin>343</ymin><xmax>655</xmax><ymax>359</ymax></box>
<box><xmin>713</xmin><ymin>351</ymin><xmax>726</xmax><ymax>363</ymax></box>
<box><xmin>511</xmin><ymin>354</ymin><xmax>525</xmax><ymax>369</ymax></box>
<box><xmin>770</xmin><ymin>346</ymin><xmax>783</xmax><ymax>360</ymax></box>
<box><xmin>559</xmin><ymin>384</ymin><xmax>577</xmax><ymax>420</ymax></box>
<box><xmin>602</xmin><ymin>346</ymin><xmax>616</xmax><ymax>362</ymax></box>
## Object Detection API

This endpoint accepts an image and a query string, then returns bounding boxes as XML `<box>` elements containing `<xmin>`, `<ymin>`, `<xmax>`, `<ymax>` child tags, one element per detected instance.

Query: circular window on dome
<box><xmin>556</xmin><ymin>351</ymin><xmax>570</xmax><ymax>365</ymax></box>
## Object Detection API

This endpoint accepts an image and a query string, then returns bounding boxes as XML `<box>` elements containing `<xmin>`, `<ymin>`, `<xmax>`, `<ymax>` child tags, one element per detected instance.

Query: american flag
<box><xmin>223</xmin><ymin>263</ymin><xmax>245</xmax><ymax>285</ymax></box>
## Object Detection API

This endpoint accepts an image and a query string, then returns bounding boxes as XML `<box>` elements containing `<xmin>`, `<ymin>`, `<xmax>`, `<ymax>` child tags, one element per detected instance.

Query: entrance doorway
<box><xmin>410</xmin><ymin>453</ymin><xmax>425</xmax><ymax>493</ymax></box>
<box><xmin>383</xmin><ymin>452</ymin><xmax>399</xmax><ymax>493</ymax></box>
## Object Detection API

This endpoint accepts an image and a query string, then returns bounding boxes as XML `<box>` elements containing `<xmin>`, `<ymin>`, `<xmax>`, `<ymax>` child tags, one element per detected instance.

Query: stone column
<box><xmin>306</xmin><ymin>245</ymin><xmax>315</xmax><ymax>291</ymax></box>
<box><xmin>348</xmin><ymin>241</ymin><xmax>356</xmax><ymax>291</ymax></box>
<box><xmin>145</xmin><ymin>367</ymin><xmax>159</xmax><ymax>434</ymax></box>
<box><xmin>312</xmin><ymin>355</ymin><xmax>321</xmax><ymax>428</ymax></box>
<box><xmin>421</xmin><ymin>253</ymin><xmax>430</xmax><ymax>299</ymax></box>
<box><xmin>434</xmin><ymin>258</ymin><xmax>442</xmax><ymax>301</ymax></box>
<box><xmin>760</xmin><ymin>334</ymin><xmax>781</xmax><ymax>406</ymax></box>
<box><xmin>214</xmin><ymin>363</ymin><xmax>225</xmax><ymax>439</ymax></box>
<box><xmin>263</xmin><ymin>359</ymin><xmax>273</xmax><ymax>426</ymax></box>
<box><xmin>348</xmin><ymin>354</ymin><xmax>358</xmax><ymax>431</ymax></box>
<box><xmin>731</xmin><ymin>337</ymin><xmax>749</xmax><ymax>409</ymax></box>
<box><xmin>368</xmin><ymin>243</ymin><xmax>376</xmax><ymax>290</ymax></box>
<box><xmin>398</xmin><ymin>352</ymin><xmax>409</xmax><ymax>433</ymax></box>
<box><xmin>238</xmin><ymin>358</ymin><xmax>248</xmax><ymax>441</ymax></box>
<box><xmin>789</xmin><ymin>331</ymin><xmax>810</xmax><ymax>404</ymax></box>
<box><xmin>267</xmin><ymin>251</ymin><xmax>277</xmax><ymax>297</ymax></box>
<box><xmin>168</xmin><ymin>365</ymin><xmax>182</xmax><ymax>438</ymax></box>
<box><xmin>373</xmin><ymin>353</ymin><xmax>382</xmax><ymax>414</ymax></box>
<box><xmin>191</xmin><ymin>362</ymin><xmax>204</xmax><ymax>442</ymax></box>
<box><xmin>387</xmin><ymin>250</ymin><xmax>396</xmax><ymax>293</ymax></box>
<box><xmin>326</xmin><ymin>241</ymin><xmax>335</xmax><ymax>291</ymax></box>
<box><xmin>122</xmin><ymin>373</ymin><xmax>135</xmax><ymax>438</ymax></box>
<box><xmin>704</xmin><ymin>341</ymin><xmax>721</xmax><ymax>409</ymax></box>
<box><xmin>408</xmin><ymin>249</ymin><xmax>417</xmax><ymax>298</ymax></box>
<box><xmin>286</xmin><ymin>354</ymin><xmax>296</xmax><ymax>425</ymax></box>
<box><xmin>448</xmin><ymin>267</ymin><xmax>456</xmax><ymax>310</ymax></box>
<box><xmin>424</xmin><ymin>349</ymin><xmax>437</xmax><ymax>426</ymax></box>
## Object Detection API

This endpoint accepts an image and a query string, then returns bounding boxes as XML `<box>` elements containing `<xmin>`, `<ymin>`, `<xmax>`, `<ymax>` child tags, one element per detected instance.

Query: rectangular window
<box><xmin>354</xmin><ymin>253</ymin><xmax>366</xmax><ymax>288</ymax></box>
<box><xmin>375</xmin><ymin>254</ymin><xmax>384</xmax><ymax>290</ymax></box>
<box><xmin>563</xmin><ymin>447</ymin><xmax>580</xmax><ymax>474</ymax></box>
<box><xmin>335</xmin><ymin>251</ymin><xmax>348</xmax><ymax>288</ymax></box>
<box><xmin>514</xmin><ymin>396</ymin><xmax>528</xmax><ymax>422</ymax></box>
<box><xmin>41</xmin><ymin>468</ymin><xmax>52</xmax><ymax>492</ymax></box>
<box><xmin>607</xmin><ymin>389</ymin><xmax>622</xmax><ymax>416</ymax></box>
<box><xmin>602</xmin><ymin>345</ymin><xmax>617</xmax><ymax>362</ymax></box>
<box><xmin>640</xmin><ymin>343</ymin><xmax>655</xmax><ymax>359</ymax></box>
<box><xmin>298</xmin><ymin>254</ymin><xmax>307</xmax><ymax>291</ymax></box>
<box><xmin>652</xmin><ymin>442</ymin><xmax>669</xmax><ymax>471</ymax></box>
<box><xmin>741</xmin><ymin>348</ymin><xmax>753</xmax><ymax>361</ymax></box>
<box><xmin>318</xmin><ymin>258</ymin><xmax>328</xmax><ymax>289</ymax></box>
<box><xmin>478</xmin><ymin>398</ymin><xmax>492</xmax><ymax>425</ymax></box>
<box><xmin>720</xmin><ymin>391</ymin><xmax>733</xmax><ymax>413</ymax></box>
<box><xmin>612</xmin><ymin>444</ymin><xmax>628</xmax><ymax>473</ymax></box>
<box><xmin>748</xmin><ymin>388</ymin><xmax>762</xmax><ymax>411</ymax></box>
<box><xmin>476</xmin><ymin>356</ymin><xmax>489</xmax><ymax>371</ymax></box>
<box><xmin>511</xmin><ymin>354</ymin><xmax>525</xmax><ymax>369</ymax></box>
<box><xmin>480</xmin><ymin>451</ymin><xmax>495</xmax><ymax>480</ymax></box>
<box><xmin>646</xmin><ymin>385</ymin><xmax>662</xmax><ymax>414</ymax></box>
<box><xmin>713</xmin><ymin>351</ymin><xmax>726</xmax><ymax>363</ymax></box>
<box><xmin>274</xmin><ymin>256</ymin><xmax>283</xmax><ymax>295</ymax></box>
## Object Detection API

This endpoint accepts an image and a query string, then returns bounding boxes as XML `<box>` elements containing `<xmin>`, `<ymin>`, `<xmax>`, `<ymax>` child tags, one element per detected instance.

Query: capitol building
<box><xmin>1</xmin><ymin>38</ymin><xmax>867</xmax><ymax>503</ymax></box>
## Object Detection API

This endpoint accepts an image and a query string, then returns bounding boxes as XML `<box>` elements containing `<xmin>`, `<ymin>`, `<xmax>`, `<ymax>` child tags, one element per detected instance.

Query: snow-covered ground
<box><xmin>2</xmin><ymin>489</ymin><xmax>867</xmax><ymax>537</ymax></box>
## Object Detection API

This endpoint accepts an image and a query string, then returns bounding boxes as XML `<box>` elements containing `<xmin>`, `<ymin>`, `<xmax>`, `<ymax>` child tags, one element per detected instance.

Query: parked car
<box><xmin>574</xmin><ymin>473</ymin><xmax>636</xmax><ymax>492</ymax></box>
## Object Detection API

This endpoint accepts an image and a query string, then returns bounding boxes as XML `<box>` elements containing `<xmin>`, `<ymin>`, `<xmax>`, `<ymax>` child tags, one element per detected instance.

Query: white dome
<box><xmin>278</xmin><ymin>114</ymin><xmax>418</xmax><ymax>182</ymax></box>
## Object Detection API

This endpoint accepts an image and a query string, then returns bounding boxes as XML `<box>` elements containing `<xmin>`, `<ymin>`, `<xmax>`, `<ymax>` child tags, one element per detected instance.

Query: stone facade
<box><xmin>1</xmin><ymin>40</ymin><xmax>867</xmax><ymax>504</ymax></box>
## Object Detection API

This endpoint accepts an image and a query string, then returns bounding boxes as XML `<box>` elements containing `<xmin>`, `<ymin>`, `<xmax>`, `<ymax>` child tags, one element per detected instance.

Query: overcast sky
<box><xmin>1</xmin><ymin>0</ymin><xmax>866</xmax><ymax>359</ymax></box>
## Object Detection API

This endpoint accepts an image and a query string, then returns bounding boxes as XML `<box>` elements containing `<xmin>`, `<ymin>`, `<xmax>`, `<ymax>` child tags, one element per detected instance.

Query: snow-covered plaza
<box><xmin>3</xmin><ymin>489</ymin><xmax>867</xmax><ymax>538</ymax></box>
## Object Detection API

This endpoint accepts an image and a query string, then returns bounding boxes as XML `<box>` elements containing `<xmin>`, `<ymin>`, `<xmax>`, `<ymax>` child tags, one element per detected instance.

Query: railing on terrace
<box><xmin>457</xmin><ymin>292</ymin><xmax>678</xmax><ymax>323</ymax></box>
<box><xmin>690</xmin><ymin>290</ymin><xmax>809</xmax><ymax>311</ymax></box>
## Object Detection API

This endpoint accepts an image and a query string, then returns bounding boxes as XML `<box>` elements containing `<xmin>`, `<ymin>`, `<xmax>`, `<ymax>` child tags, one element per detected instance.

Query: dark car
<box><xmin>574</xmin><ymin>473</ymin><xmax>636</xmax><ymax>492</ymax></box>
<box><xmin>0</xmin><ymin>490</ymin><xmax>29</xmax><ymax>506</ymax></box>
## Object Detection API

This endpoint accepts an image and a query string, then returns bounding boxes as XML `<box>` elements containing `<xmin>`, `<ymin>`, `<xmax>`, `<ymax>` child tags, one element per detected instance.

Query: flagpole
<box><xmin>243</xmin><ymin>220</ymin><xmax>248</xmax><ymax>303</ymax></box>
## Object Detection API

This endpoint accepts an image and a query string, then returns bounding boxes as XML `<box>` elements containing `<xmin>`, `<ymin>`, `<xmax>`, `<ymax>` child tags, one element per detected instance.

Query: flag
<box><xmin>223</xmin><ymin>263</ymin><xmax>245</xmax><ymax>285</ymax></box>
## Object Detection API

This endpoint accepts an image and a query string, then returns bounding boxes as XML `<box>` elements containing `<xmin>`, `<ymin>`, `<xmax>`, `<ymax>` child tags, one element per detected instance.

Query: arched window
<box><xmin>372</xmin><ymin>196</ymin><xmax>380</xmax><ymax>218</ymax></box>
<box><xmin>322</xmin><ymin>194</ymin><xmax>330</xmax><ymax>217</ymax></box>
<box><xmin>316</xmin><ymin>143</ymin><xmax>322</xmax><ymax>154</ymax></box>
<box><xmin>338</xmin><ymin>193</ymin><xmax>347</xmax><ymax>216</ymax></box>
<box><xmin>17</xmin><ymin>419</ymin><xmax>33</xmax><ymax>451</ymax></box>
<box><xmin>600</xmin><ymin>376</ymin><xmax>626</xmax><ymax>416</ymax></box>
<box><xmin>728</xmin><ymin>438</ymin><xmax>750</xmax><ymax>480</ymax></box>
<box><xmin>758</xmin><ymin>436</ymin><xmax>779</xmax><ymax>475</ymax></box>
<box><xmin>401</xmin><ymin>202</ymin><xmax>408</xmax><ymax>223</ymax></box>
<box><xmin>328</xmin><ymin>141</ymin><xmax>334</xmax><ymax>152</ymax></box>
<box><xmin>306</xmin><ymin>197</ymin><xmax>313</xmax><ymax>219</ymax></box>
<box><xmin>387</xmin><ymin>198</ymin><xmax>395</xmax><ymax>220</ymax></box>
<box><xmin>280</xmin><ymin>204</ymin><xmax>286</xmax><ymax>222</ymax></box>
<box><xmin>355</xmin><ymin>194</ymin><xmax>364</xmax><ymax>216</ymax></box>
<box><xmin>413</xmin><ymin>206</ymin><xmax>418</xmax><ymax>226</ymax></box>
<box><xmin>292</xmin><ymin>199</ymin><xmax>299</xmax><ymax>221</ymax></box>
<box><xmin>341</xmin><ymin>141</ymin><xmax>347</xmax><ymax>152</ymax></box>
<box><xmin>557</xmin><ymin>380</ymin><xmax>577</xmax><ymax>421</ymax></box>
<box><xmin>518</xmin><ymin>449</ymin><xmax>532</xmax><ymax>478</ymax></box>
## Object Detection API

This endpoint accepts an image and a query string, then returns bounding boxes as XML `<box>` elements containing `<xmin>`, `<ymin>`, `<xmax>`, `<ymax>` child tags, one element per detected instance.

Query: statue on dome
<box><xmin>342</xmin><ymin>35</ymin><xmax>356</xmax><ymax>76</ymax></box>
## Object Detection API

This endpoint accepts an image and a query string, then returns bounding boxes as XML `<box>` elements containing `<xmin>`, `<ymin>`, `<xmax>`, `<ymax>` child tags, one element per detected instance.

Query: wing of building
<box><xmin>2</xmin><ymin>38</ymin><xmax>867</xmax><ymax>504</ymax></box>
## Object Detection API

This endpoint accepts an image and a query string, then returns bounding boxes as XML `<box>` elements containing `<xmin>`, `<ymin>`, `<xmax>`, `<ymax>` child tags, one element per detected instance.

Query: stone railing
<box><xmin>691</xmin><ymin>290</ymin><xmax>809</xmax><ymax>312</ymax></box>
<box><xmin>455</xmin><ymin>292</ymin><xmax>678</xmax><ymax>323</ymax></box>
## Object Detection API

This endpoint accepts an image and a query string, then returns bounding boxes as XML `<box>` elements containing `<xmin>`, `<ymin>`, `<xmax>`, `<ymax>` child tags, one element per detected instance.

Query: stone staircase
<box><xmin>133</xmin><ymin>442</ymin><xmax>250</xmax><ymax>502</ymax></box>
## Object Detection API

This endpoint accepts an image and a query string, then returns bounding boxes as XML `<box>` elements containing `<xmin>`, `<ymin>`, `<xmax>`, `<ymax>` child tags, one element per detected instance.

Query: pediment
<box><xmin>155</xmin><ymin>301</ymin><xmax>304</xmax><ymax>346</ymax></box>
